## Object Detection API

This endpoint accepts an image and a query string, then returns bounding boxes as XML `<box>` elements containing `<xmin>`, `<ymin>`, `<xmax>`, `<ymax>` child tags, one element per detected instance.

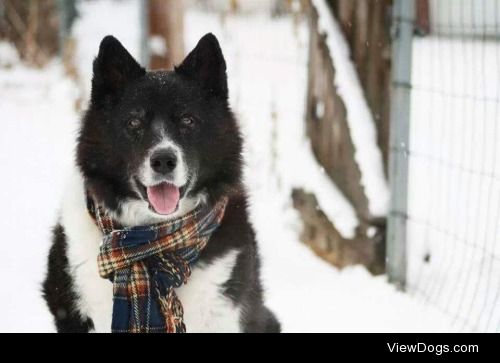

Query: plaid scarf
<box><xmin>87</xmin><ymin>195</ymin><xmax>228</xmax><ymax>333</ymax></box>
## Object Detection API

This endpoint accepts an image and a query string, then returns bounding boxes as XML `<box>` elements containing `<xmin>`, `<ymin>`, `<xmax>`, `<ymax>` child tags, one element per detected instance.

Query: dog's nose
<box><xmin>150</xmin><ymin>148</ymin><xmax>177</xmax><ymax>175</ymax></box>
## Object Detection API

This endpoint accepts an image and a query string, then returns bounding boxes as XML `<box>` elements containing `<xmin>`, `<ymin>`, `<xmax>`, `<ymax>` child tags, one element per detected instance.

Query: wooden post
<box><xmin>337</xmin><ymin>0</ymin><xmax>356</xmax><ymax>38</ymax></box>
<box><xmin>149</xmin><ymin>0</ymin><xmax>184</xmax><ymax>70</ymax></box>
<box><xmin>416</xmin><ymin>0</ymin><xmax>430</xmax><ymax>35</ymax></box>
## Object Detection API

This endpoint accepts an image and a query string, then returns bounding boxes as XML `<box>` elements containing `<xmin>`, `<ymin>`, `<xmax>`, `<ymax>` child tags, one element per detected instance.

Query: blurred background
<box><xmin>0</xmin><ymin>0</ymin><xmax>499</xmax><ymax>332</ymax></box>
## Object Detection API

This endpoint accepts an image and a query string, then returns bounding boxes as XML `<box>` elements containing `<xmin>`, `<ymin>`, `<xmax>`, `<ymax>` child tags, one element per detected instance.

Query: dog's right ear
<box><xmin>91</xmin><ymin>35</ymin><xmax>145</xmax><ymax>107</ymax></box>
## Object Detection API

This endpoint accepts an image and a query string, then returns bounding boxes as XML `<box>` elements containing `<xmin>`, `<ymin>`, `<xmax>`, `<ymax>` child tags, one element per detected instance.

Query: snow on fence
<box><xmin>388</xmin><ymin>0</ymin><xmax>500</xmax><ymax>332</ymax></box>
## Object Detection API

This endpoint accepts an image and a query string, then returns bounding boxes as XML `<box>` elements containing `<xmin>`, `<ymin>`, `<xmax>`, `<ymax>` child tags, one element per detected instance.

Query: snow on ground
<box><xmin>0</xmin><ymin>46</ymin><xmax>79</xmax><ymax>332</ymax></box>
<box><xmin>0</xmin><ymin>0</ymin><xmax>455</xmax><ymax>332</ymax></box>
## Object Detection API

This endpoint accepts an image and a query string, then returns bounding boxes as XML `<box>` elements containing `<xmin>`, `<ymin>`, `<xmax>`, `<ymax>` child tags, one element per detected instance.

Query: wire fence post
<box><xmin>386</xmin><ymin>0</ymin><xmax>415</xmax><ymax>290</ymax></box>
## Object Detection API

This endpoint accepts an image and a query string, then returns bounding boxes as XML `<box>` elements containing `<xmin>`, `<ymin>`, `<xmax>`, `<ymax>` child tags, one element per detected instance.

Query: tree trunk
<box><xmin>149</xmin><ymin>0</ymin><xmax>184</xmax><ymax>70</ymax></box>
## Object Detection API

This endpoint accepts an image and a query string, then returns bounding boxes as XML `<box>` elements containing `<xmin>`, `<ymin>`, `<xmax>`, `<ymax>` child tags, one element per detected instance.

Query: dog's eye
<box><xmin>180</xmin><ymin>116</ymin><xmax>194</xmax><ymax>127</ymax></box>
<box><xmin>127</xmin><ymin>119</ymin><xmax>142</xmax><ymax>130</ymax></box>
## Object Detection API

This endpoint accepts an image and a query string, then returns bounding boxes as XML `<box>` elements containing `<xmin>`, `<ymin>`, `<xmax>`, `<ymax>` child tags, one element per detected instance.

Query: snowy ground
<box><xmin>0</xmin><ymin>59</ymin><xmax>78</xmax><ymax>332</ymax></box>
<box><xmin>0</xmin><ymin>0</ymin><xmax>457</xmax><ymax>332</ymax></box>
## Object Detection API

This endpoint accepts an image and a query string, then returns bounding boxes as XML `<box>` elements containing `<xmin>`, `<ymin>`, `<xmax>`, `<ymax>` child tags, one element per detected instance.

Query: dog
<box><xmin>42</xmin><ymin>33</ymin><xmax>280</xmax><ymax>333</ymax></box>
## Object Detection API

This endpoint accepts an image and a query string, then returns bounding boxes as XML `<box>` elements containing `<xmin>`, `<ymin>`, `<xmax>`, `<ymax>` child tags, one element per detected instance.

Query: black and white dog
<box><xmin>43</xmin><ymin>34</ymin><xmax>280</xmax><ymax>333</ymax></box>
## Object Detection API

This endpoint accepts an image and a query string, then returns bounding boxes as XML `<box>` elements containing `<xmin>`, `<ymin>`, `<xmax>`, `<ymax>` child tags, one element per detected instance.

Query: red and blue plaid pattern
<box><xmin>87</xmin><ymin>195</ymin><xmax>228</xmax><ymax>333</ymax></box>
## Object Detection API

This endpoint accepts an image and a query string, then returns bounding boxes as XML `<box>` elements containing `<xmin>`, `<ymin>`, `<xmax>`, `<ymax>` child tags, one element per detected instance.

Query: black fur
<box><xmin>43</xmin><ymin>34</ymin><xmax>280</xmax><ymax>333</ymax></box>
<box><xmin>42</xmin><ymin>225</ymin><xmax>93</xmax><ymax>333</ymax></box>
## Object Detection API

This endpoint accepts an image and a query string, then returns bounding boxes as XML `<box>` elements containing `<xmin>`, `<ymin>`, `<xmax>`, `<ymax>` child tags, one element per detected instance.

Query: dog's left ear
<box><xmin>175</xmin><ymin>33</ymin><xmax>228</xmax><ymax>100</ymax></box>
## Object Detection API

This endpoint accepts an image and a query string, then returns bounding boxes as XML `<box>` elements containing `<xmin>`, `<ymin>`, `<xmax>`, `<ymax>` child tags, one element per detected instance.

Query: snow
<box><xmin>149</xmin><ymin>35</ymin><xmax>168</xmax><ymax>57</ymax></box>
<box><xmin>72</xmin><ymin>0</ymin><xmax>142</xmax><ymax>105</ymax></box>
<box><xmin>315</xmin><ymin>99</ymin><xmax>325</xmax><ymax>119</ymax></box>
<box><xmin>0</xmin><ymin>0</ymin><xmax>457</xmax><ymax>332</ymax></box>
<box><xmin>0</xmin><ymin>42</ymin><xmax>20</xmax><ymax>67</ymax></box>
<box><xmin>0</xmin><ymin>52</ymin><xmax>78</xmax><ymax>332</ymax></box>
<box><xmin>311</xmin><ymin>0</ymin><xmax>389</xmax><ymax>217</ymax></box>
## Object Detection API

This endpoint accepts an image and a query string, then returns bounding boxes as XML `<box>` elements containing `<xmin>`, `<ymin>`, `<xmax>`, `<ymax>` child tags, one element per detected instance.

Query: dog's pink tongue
<box><xmin>146</xmin><ymin>183</ymin><xmax>180</xmax><ymax>215</ymax></box>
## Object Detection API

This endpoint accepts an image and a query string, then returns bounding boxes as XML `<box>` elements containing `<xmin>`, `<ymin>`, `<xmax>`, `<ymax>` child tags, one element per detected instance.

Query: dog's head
<box><xmin>77</xmin><ymin>34</ymin><xmax>242</xmax><ymax>225</ymax></box>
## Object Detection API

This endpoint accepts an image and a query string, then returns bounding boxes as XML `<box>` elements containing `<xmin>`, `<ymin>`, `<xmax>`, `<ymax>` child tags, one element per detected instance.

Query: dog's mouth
<box><xmin>135</xmin><ymin>179</ymin><xmax>187</xmax><ymax>215</ymax></box>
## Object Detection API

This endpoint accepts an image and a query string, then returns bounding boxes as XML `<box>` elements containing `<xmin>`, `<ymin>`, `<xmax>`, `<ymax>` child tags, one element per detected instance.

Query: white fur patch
<box><xmin>177</xmin><ymin>250</ymin><xmax>241</xmax><ymax>333</ymax></box>
<box><xmin>61</xmin><ymin>167</ymin><xmax>241</xmax><ymax>332</ymax></box>
<box><xmin>61</xmin><ymin>170</ymin><xmax>113</xmax><ymax>332</ymax></box>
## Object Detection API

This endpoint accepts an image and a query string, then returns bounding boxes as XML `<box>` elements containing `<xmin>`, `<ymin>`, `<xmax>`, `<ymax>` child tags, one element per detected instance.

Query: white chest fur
<box><xmin>60</xmin><ymin>170</ymin><xmax>241</xmax><ymax>333</ymax></box>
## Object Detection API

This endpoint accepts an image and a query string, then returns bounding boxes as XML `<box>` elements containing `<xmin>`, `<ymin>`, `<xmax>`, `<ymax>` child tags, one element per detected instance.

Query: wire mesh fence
<box><xmin>388</xmin><ymin>0</ymin><xmax>500</xmax><ymax>332</ymax></box>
